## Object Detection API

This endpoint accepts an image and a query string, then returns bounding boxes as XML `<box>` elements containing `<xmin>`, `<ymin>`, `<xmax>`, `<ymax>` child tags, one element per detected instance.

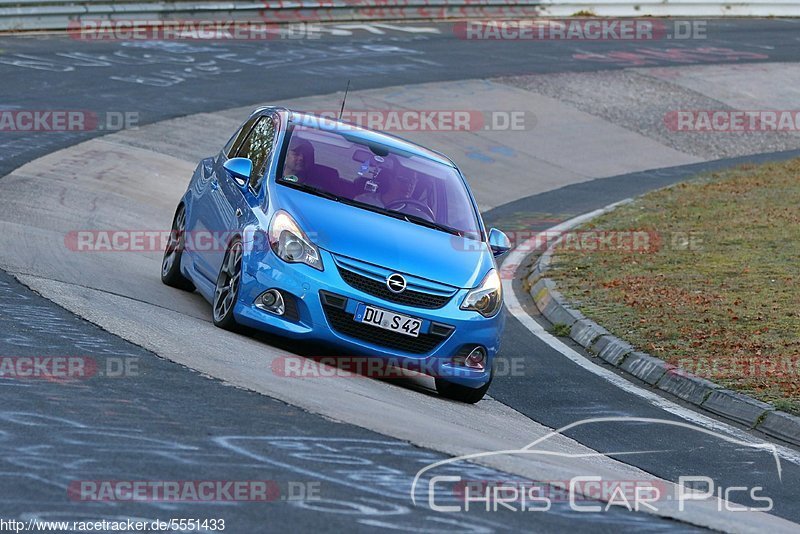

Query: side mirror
<box><xmin>488</xmin><ymin>228</ymin><xmax>511</xmax><ymax>257</ymax></box>
<box><xmin>223</xmin><ymin>157</ymin><xmax>253</xmax><ymax>186</ymax></box>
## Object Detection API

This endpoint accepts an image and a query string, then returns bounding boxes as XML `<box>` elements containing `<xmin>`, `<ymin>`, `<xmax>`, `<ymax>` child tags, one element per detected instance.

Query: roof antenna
<box><xmin>338</xmin><ymin>79</ymin><xmax>351</xmax><ymax>120</ymax></box>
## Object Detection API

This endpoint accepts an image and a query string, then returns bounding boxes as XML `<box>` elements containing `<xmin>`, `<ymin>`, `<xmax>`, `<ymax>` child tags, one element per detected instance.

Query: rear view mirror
<box><xmin>223</xmin><ymin>157</ymin><xmax>253</xmax><ymax>185</ymax></box>
<box><xmin>352</xmin><ymin>149</ymin><xmax>372</xmax><ymax>162</ymax></box>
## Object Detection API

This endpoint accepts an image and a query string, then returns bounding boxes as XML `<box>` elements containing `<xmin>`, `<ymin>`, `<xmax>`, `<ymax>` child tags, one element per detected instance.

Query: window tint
<box><xmin>234</xmin><ymin>116</ymin><xmax>277</xmax><ymax>191</ymax></box>
<box><xmin>276</xmin><ymin>125</ymin><xmax>480</xmax><ymax>238</ymax></box>
<box><xmin>224</xmin><ymin>115</ymin><xmax>260</xmax><ymax>158</ymax></box>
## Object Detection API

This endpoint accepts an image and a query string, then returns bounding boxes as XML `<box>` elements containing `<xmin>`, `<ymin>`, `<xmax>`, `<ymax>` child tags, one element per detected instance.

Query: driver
<box><xmin>282</xmin><ymin>139</ymin><xmax>314</xmax><ymax>183</ymax></box>
<box><xmin>355</xmin><ymin>172</ymin><xmax>418</xmax><ymax>208</ymax></box>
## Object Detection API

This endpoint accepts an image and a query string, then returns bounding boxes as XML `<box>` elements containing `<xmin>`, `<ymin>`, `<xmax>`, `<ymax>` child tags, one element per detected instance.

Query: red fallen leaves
<box><xmin>551</xmin><ymin>158</ymin><xmax>800</xmax><ymax>409</ymax></box>
<box><xmin>587</xmin><ymin>274</ymin><xmax>799</xmax><ymax>401</ymax></box>
<box><xmin>603</xmin><ymin>275</ymin><xmax>722</xmax><ymax>311</ymax></box>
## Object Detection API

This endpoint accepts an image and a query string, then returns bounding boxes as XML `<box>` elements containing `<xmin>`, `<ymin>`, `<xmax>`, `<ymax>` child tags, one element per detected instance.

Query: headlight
<box><xmin>268</xmin><ymin>210</ymin><xmax>323</xmax><ymax>271</ymax></box>
<box><xmin>460</xmin><ymin>269</ymin><xmax>502</xmax><ymax>317</ymax></box>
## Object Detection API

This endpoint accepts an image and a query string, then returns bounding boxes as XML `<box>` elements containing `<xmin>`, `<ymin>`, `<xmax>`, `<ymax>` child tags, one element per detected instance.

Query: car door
<box><xmin>205</xmin><ymin>113</ymin><xmax>278</xmax><ymax>280</ymax></box>
<box><xmin>186</xmin><ymin>114</ymin><xmax>262</xmax><ymax>282</ymax></box>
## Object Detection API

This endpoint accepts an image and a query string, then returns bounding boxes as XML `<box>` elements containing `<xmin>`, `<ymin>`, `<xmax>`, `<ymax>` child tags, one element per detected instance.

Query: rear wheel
<box><xmin>213</xmin><ymin>238</ymin><xmax>244</xmax><ymax>331</ymax></box>
<box><xmin>161</xmin><ymin>205</ymin><xmax>195</xmax><ymax>291</ymax></box>
<box><xmin>435</xmin><ymin>367</ymin><xmax>493</xmax><ymax>404</ymax></box>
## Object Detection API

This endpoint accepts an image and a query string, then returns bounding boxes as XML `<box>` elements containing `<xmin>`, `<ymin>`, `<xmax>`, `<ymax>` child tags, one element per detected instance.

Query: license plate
<box><xmin>355</xmin><ymin>304</ymin><xmax>421</xmax><ymax>338</ymax></box>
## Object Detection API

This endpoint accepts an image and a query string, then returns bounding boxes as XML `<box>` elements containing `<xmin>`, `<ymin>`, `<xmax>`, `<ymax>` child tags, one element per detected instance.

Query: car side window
<box><xmin>234</xmin><ymin>116</ymin><xmax>277</xmax><ymax>192</ymax></box>
<box><xmin>224</xmin><ymin>115</ymin><xmax>260</xmax><ymax>158</ymax></box>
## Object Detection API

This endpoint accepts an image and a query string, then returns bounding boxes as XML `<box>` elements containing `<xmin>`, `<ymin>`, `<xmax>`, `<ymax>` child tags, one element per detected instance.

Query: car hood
<box><xmin>277</xmin><ymin>186</ymin><xmax>493</xmax><ymax>289</ymax></box>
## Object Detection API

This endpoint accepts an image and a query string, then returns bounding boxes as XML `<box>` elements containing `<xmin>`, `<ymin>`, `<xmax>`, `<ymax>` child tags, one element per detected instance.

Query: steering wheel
<box><xmin>385</xmin><ymin>199</ymin><xmax>436</xmax><ymax>221</ymax></box>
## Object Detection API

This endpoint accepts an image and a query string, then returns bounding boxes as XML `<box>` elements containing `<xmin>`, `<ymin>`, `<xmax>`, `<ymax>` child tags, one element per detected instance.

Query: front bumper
<box><xmin>233</xmin><ymin>247</ymin><xmax>504</xmax><ymax>388</ymax></box>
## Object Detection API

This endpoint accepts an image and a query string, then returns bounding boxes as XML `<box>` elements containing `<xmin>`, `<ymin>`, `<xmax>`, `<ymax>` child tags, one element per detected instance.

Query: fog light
<box><xmin>465</xmin><ymin>347</ymin><xmax>486</xmax><ymax>370</ymax></box>
<box><xmin>256</xmin><ymin>289</ymin><xmax>285</xmax><ymax>316</ymax></box>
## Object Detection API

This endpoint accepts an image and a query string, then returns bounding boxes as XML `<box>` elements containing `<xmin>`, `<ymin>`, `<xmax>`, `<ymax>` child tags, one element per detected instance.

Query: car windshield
<box><xmin>276</xmin><ymin>124</ymin><xmax>481</xmax><ymax>238</ymax></box>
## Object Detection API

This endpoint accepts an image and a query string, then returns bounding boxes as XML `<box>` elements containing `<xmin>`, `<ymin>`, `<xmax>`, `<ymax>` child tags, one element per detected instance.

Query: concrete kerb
<box><xmin>524</xmin><ymin>202</ymin><xmax>800</xmax><ymax>448</ymax></box>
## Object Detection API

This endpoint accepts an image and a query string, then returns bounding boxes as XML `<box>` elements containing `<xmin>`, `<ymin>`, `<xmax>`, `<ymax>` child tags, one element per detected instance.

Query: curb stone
<box><xmin>525</xmin><ymin>214</ymin><xmax>800</xmax><ymax>448</ymax></box>
<box><xmin>570</xmin><ymin>319</ymin><xmax>610</xmax><ymax>349</ymax></box>
<box><xmin>530</xmin><ymin>272</ymin><xmax>586</xmax><ymax>329</ymax></box>
<box><xmin>530</xmin><ymin>277</ymin><xmax>555</xmax><ymax>312</ymax></box>
<box><xmin>701</xmin><ymin>390</ymin><xmax>774</xmax><ymax>428</ymax></box>
<box><xmin>540</xmin><ymin>293</ymin><xmax>585</xmax><ymax>329</ymax></box>
<box><xmin>619</xmin><ymin>351</ymin><xmax>670</xmax><ymax>386</ymax></box>
<box><xmin>758</xmin><ymin>411</ymin><xmax>800</xmax><ymax>445</ymax></box>
<box><xmin>590</xmin><ymin>335</ymin><xmax>633</xmax><ymax>366</ymax></box>
<box><xmin>656</xmin><ymin>371</ymin><xmax>721</xmax><ymax>407</ymax></box>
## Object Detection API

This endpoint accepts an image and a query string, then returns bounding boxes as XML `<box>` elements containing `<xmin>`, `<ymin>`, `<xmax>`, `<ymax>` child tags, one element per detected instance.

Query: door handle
<box><xmin>235</xmin><ymin>208</ymin><xmax>243</xmax><ymax>218</ymax></box>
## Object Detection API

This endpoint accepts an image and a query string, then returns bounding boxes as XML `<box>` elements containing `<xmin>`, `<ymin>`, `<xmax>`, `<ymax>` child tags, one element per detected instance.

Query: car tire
<box><xmin>212</xmin><ymin>238</ymin><xmax>244</xmax><ymax>331</ymax></box>
<box><xmin>161</xmin><ymin>205</ymin><xmax>195</xmax><ymax>291</ymax></box>
<box><xmin>435</xmin><ymin>367</ymin><xmax>493</xmax><ymax>404</ymax></box>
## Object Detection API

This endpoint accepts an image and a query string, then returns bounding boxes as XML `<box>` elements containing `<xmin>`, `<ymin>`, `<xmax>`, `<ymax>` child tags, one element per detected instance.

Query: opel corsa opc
<box><xmin>161</xmin><ymin>107</ymin><xmax>511</xmax><ymax>402</ymax></box>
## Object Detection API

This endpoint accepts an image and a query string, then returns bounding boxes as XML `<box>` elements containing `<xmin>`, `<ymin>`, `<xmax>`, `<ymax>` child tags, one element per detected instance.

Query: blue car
<box><xmin>161</xmin><ymin>107</ymin><xmax>510</xmax><ymax>403</ymax></box>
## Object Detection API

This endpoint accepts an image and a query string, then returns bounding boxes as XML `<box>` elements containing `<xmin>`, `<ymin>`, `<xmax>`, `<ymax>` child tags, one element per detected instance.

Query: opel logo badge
<box><xmin>386</xmin><ymin>273</ymin><xmax>407</xmax><ymax>293</ymax></box>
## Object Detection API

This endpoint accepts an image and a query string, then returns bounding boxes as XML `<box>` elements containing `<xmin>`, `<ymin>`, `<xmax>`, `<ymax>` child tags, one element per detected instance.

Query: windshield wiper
<box><xmin>396</xmin><ymin>212</ymin><xmax>463</xmax><ymax>237</ymax></box>
<box><xmin>283</xmin><ymin>182</ymin><xmax>342</xmax><ymax>202</ymax></box>
<box><xmin>347</xmin><ymin>202</ymin><xmax>463</xmax><ymax>236</ymax></box>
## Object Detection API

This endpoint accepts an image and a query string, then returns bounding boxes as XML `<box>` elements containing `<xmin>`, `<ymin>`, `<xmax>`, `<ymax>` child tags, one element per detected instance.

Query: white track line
<box><xmin>500</xmin><ymin>200</ymin><xmax>800</xmax><ymax>466</ymax></box>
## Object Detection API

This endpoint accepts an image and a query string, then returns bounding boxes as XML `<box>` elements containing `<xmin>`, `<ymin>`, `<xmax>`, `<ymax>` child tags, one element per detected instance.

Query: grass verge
<box><xmin>548</xmin><ymin>159</ymin><xmax>800</xmax><ymax>414</ymax></box>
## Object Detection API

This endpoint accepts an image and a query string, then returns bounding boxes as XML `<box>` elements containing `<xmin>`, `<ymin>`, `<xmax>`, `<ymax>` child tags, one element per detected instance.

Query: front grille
<box><xmin>337</xmin><ymin>267</ymin><xmax>452</xmax><ymax>309</ymax></box>
<box><xmin>321</xmin><ymin>299</ymin><xmax>450</xmax><ymax>355</ymax></box>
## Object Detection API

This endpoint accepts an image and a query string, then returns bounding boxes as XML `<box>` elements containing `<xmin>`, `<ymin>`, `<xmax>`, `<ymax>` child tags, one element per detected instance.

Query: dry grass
<box><xmin>548</xmin><ymin>159</ymin><xmax>800</xmax><ymax>413</ymax></box>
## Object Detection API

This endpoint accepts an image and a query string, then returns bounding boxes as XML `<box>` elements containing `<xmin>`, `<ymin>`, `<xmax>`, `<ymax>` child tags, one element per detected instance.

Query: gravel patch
<box><xmin>498</xmin><ymin>69</ymin><xmax>800</xmax><ymax>160</ymax></box>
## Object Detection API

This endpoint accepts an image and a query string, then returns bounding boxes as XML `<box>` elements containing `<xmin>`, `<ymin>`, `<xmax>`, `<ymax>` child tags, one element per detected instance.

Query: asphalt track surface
<box><xmin>0</xmin><ymin>270</ymin><xmax>683</xmax><ymax>532</ymax></box>
<box><xmin>1</xmin><ymin>18</ymin><xmax>800</xmax><ymax>532</ymax></box>
<box><xmin>2</xmin><ymin>18</ymin><xmax>799</xmax><ymax>177</ymax></box>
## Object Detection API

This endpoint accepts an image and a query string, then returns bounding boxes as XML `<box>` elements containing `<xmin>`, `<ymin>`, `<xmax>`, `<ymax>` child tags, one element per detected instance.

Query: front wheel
<box><xmin>435</xmin><ymin>368</ymin><xmax>493</xmax><ymax>404</ymax></box>
<box><xmin>212</xmin><ymin>238</ymin><xmax>243</xmax><ymax>331</ymax></box>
